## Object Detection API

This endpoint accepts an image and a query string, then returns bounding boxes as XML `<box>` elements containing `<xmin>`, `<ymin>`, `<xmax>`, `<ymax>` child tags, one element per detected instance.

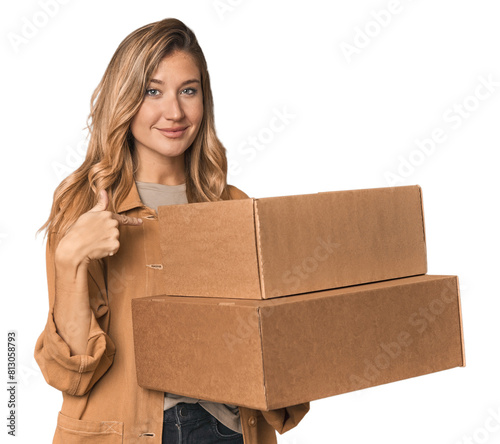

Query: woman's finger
<box><xmin>110</xmin><ymin>213</ymin><xmax>143</xmax><ymax>226</ymax></box>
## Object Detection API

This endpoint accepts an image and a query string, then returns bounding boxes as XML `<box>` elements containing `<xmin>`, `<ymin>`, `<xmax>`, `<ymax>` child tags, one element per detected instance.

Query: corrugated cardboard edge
<box><xmin>416</xmin><ymin>185</ymin><xmax>428</xmax><ymax>273</ymax></box>
<box><xmin>253</xmin><ymin>199</ymin><xmax>266</xmax><ymax>299</ymax></box>
<box><xmin>455</xmin><ymin>276</ymin><xmax>466</xmax><ymax>367</ymax></box>
<box><xmin>256</xmin><ymin>306</ymin><xmax>269</xmax><ymax>410</ymax></box>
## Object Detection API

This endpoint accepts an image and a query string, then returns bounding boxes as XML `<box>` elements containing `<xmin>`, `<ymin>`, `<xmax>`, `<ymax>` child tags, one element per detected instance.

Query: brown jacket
<box><xmin>34</xmin><ymin>181</ymin><xmax>310</xmax><ymax>443</ymax></box>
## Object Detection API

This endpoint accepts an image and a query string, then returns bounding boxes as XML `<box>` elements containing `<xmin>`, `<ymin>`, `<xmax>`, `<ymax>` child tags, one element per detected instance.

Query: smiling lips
<box><xmin>157</xmin><ymin>126</ymin><xmax>188</xmax><ymax>138</ymax></box>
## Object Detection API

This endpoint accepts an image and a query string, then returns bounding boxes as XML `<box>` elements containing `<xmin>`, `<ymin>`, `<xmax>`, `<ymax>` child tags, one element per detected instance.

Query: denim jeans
<box><xmin>162</xmin><ymin>402</ymin><xmax>244</xmax><ymax>444</ymax></box>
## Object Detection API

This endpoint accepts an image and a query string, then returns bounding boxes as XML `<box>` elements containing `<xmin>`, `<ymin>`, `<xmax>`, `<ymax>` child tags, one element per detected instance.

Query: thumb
<box><xmin>89</xmin><ymin>189</ymin><xmax>108</xmax><ymax>212</ymax></box>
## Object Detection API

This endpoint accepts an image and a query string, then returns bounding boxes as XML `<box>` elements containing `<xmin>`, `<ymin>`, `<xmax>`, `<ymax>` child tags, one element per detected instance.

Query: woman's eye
<box><xmin>181</xmin><ymin>87</ymin><xmax>198</xmax><ymax>96</ymax></box>
<box><xmin>146</xmin><ymin>88</ymin><xmax>160</xmax><ymax>96</ymax></box>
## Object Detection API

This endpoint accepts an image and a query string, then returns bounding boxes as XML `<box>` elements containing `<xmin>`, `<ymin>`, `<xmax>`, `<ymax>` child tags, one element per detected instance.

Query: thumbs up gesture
<box><xmin>56</xmin><ymin>190</ymin><xmax>143</xmax><ymax>267</ymax></box>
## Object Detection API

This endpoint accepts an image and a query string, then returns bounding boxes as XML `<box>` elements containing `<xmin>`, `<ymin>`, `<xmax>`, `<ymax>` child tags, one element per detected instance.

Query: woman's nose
<box><xmin>162</xmin><ymin>95</ymin><xmax>185</xmax><ymax>121</ymax></box>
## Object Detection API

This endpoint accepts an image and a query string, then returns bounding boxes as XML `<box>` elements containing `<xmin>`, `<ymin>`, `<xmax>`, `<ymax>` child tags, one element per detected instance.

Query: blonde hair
<box><xmin>37</xmin><ymin>18</ymin><xmax>232</xmax><ymax>240</ymax></box>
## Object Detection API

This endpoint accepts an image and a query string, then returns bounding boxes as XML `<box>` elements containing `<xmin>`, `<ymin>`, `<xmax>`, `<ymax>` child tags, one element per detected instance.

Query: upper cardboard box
<box><xmin>157</xmin><ymin>185</ymin><xmax>427</xmax><ymax>299</ymax></box>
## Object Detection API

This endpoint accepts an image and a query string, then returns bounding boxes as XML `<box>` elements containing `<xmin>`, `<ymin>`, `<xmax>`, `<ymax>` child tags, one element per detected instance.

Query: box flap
<box><xmin>157</xmin><ymin>199</ymin><xmax>262</xmax><ymax>298</ymax></box>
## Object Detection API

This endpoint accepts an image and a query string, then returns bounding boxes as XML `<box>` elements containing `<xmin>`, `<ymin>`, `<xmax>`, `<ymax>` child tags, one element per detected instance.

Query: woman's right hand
<box><xmin>55</xmin><ymin>189</ymin><xmax>143</xmax><ymax>268</ymax></box>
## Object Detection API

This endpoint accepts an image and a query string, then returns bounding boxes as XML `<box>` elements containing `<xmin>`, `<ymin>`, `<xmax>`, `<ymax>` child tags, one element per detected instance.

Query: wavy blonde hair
<box><xmin>37</xmin><ymin>18</ymin><xmax>232</xmax><ymax>240</ymax></box>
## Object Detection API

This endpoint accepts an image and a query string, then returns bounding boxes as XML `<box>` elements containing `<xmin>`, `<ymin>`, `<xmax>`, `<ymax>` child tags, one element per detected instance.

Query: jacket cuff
<box><xmin>261</xmin><ymin>402</ymin><xmax>310</xmax><ymax>434</ymax></box>
<box><xmin>34</xmin><ymin>307</ymin><xmax>116</xmax><ymax>396</ymax></box>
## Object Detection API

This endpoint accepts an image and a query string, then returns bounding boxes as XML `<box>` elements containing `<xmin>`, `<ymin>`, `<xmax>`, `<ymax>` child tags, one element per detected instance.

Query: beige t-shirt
<box><xmin>135</xmin><ymin>181</ymin><xmax>242</xmax><ymax>434</ymax></box>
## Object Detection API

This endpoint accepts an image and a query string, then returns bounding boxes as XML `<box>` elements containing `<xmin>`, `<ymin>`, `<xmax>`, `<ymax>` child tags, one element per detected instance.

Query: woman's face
<box><xmin>130</xmin><ymin>50</ymin><xmax>203</xmax><ymax>167</ymax></box>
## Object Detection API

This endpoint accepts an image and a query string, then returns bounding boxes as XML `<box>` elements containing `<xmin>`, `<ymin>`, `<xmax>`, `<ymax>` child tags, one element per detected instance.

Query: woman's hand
<box><xmin>55</xmin><ymin>189</ymin><xmax>143</xmax><ymax>268</ymax></box>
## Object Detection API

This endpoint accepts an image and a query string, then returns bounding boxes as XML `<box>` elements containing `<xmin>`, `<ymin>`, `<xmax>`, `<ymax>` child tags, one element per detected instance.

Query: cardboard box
<box><xmin>157</xmin><ymin>185</ymin><xmax>427</xmax><ymax>299</ymax></box>
<box><xmin>132</xmin><ymin>275</ymin><xmax>464</xmax><ymax>410</ymax></box>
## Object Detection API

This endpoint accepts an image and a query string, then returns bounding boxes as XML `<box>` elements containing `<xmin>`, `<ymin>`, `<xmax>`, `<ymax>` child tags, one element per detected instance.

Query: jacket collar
<box><xmin>116</xmin><ymin>180</ymin><xmax>145</xmax><ymax>213</ymax></box>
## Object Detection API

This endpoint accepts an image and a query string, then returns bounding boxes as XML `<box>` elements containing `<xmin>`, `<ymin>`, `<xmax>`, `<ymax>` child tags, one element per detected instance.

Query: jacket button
<box><xmin>248</xmin><ymin>416</ymin><xmax>257</xmax><ymax>427</ymax></box>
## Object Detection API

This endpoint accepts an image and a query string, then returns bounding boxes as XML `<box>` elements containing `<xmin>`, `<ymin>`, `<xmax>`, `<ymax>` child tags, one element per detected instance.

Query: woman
<box><xmin>35</xmin><ymin>17</ymin><xmax>309</xmax><ymax>444</ymax></box>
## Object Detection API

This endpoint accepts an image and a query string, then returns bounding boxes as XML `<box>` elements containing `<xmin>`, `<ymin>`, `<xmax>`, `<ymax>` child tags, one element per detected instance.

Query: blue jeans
<box><xmin>162</xmin><ymin>402</ymin><xmax>244</xmax><ymax>444</ymax></box>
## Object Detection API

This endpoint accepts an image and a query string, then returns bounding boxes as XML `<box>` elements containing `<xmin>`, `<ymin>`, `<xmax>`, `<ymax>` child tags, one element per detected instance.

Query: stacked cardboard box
<box><xmin>131</xmin><ymin>185</ymin><xmax>465</xmax><ymax>410</ymax></box>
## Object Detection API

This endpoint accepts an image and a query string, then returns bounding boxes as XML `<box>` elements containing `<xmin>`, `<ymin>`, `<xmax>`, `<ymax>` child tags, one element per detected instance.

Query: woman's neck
<box><xmin>132</xmin><ymin>151</ymin><xmax>186</xmax><ymax>185</ymax></box>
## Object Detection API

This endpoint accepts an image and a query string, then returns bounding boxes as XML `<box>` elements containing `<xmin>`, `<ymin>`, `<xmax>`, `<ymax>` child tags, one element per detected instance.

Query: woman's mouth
<box><xmin>157</xmin><ymin>127</ymin><xmax>188</xmax><ymax>138</ymax></box>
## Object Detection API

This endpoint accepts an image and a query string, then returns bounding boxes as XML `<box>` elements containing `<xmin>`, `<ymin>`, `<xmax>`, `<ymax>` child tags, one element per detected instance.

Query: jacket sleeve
<box><xmin>227</xmin><ymin>184</ymin><xmax>250</xmax><ymax>200</ymax></box>
<box><xmin>34</xmin><ymin>231</ymin><xmax>116</xmax><ymax>396</ymax></box>
<box><xmin>260</xmin><ymin>402</ymin><xmax>310</xmax><ymax>434</ymax></box>
<box><xmin>239</xmin><ymin>402</ymin><xmax>310</xmax><ymax>441</ymax></box>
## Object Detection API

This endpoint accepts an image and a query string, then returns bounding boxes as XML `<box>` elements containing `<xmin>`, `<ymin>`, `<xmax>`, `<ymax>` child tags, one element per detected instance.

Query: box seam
<box><xmin>256</xmin><ymin>306</ymin><xmax>268</xmax><ymax>409</ymax></box>
<box><xmin>253</xmin><ymin>200</ymin><xmax>266</xmax><ymax>298</ymax></box>
<box><xmin>454</xmin><ymin>276</ymin><xmax>466</xmax><ymax>367</ymax></box>
<box><xmin>417</xmin><ymin>185</ymin><xmax>428</xmax><ymax>274</ymax></box>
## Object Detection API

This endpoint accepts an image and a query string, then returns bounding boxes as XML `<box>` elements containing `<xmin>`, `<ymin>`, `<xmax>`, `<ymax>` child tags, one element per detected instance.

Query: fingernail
<box><xmin>138</xmin><ymin>218</ymin><xmax>143</xmax><ymax>223</ymax></box>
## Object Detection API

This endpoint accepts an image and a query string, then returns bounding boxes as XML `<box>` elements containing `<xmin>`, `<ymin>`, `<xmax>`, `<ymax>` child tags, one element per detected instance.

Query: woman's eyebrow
<box><xmin>149</xmin><ymin>78</ymin><xmax>200</xmax><ymax>86</ymax></box>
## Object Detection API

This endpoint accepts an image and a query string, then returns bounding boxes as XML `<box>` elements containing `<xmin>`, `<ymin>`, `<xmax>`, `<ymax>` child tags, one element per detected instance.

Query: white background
<box><xmin>1</xmin><ymin>0</ymin><xmax>499</xmax><ymax>443</ymax></box>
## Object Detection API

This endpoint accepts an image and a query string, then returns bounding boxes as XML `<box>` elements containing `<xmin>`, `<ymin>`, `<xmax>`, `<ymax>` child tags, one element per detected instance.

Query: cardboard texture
<box><xmin>132</xmin><ymin>275</ymin><xmax>464</xmax><ymax>410</ymax></box>
<box><xmin>157</xmin><ymin>185</ymin><xmax>427</xmax><ymax>299</ymax></box>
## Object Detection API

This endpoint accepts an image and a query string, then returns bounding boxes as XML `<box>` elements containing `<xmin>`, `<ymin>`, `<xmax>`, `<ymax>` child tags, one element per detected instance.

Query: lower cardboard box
<box><xmin>131</xmin><ymin>274</ymin><xmax>465</xmax><ymax>411</ymax></box>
